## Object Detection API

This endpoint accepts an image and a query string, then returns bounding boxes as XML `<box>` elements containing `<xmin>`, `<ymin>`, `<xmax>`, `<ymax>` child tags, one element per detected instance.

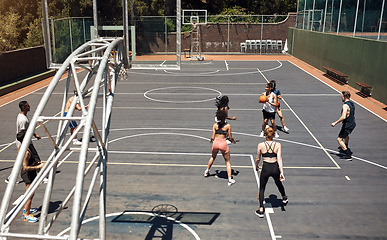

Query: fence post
<box><xmin>227</xmin><ymin>15</ymin><xmax>230</xmax><ymax>54</ymax></box>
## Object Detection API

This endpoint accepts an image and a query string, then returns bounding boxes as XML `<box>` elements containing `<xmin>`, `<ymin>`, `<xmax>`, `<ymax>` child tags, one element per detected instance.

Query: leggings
<box><xmin>259</xmin><ymin>161</ymin><xmax>286</xmax><ymax>207</ymax></box>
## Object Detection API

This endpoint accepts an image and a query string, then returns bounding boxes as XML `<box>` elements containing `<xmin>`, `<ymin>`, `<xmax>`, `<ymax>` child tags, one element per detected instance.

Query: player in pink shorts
<box><xmin>204</xmin><ymin>110</ymin><xmax>236</xmax><ymax>186</ymax></box>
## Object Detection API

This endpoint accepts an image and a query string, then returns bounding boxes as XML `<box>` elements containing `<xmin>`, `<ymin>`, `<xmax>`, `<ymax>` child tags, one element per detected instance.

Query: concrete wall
<box><xmin>0</xmin><ymin>46</ymin><xmax>48</xmax><ymax>86</ymax></box>
<box><xmin>137</xmin><ymin>13</ymin><xmax>296</xmax><ymax>54</ymax></box>
<box><xmin>288</xmin><ymin>28</ymin><xmax>387</xmax><ymax>104</ymax></box>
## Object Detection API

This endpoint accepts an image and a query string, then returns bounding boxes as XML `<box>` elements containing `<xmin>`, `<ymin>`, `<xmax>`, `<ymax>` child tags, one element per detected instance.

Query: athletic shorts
<box><xmin>338</xmin><ymin>127</ymin><xmax>351</xmax><ymax>139</ymax></box>
<box><xmin>262</xmin><ymin>110</ymin><xmax>276</xmax><ymax>120</ymax></box>
<box><xmin>21</xmin><ymin>170</ymin><xmax>37</xmax><ymax>185</ymax></box>
<box><xmin>64</xmin><ymin>112</ymin><xmax>78</xmax><ymax>129</ymax></box>
<box><xmin>212</xmin><ymin>138</ymin><xmax>229</xmax><ymax>154</ymax></box>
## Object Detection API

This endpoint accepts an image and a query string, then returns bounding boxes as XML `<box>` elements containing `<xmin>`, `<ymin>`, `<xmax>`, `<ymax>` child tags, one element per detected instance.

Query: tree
<box><xmin>0</xmin><ymin>8</ymin><xmax>21</xmax><ymax>51</ymax></box>
<box><xmin>23</xmin><ymin>18</ymin><xmax>44</xmax><ymax>48</ymax></box>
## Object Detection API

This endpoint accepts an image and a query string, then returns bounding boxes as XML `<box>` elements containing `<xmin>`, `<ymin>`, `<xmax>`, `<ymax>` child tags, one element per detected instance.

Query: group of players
<box><xmin>12</xmin><ymin>79</ymin><xmax>356</xmax><ymax>222</ymax></box>
<box><xmin>204</xmin><ymin>79</ymin><xmax>356</xmax><ymax>218</ymax></box>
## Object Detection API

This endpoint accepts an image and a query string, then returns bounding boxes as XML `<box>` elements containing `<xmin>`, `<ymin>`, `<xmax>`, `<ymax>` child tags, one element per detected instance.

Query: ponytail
<box><xmin>265</xmin><ymin>127</ymin><xmax>275</xmax><ymax>140</ymax></box>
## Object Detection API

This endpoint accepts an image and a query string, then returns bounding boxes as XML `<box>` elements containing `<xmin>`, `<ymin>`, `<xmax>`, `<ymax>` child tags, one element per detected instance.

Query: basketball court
<box><xmin>1</xmin><ymin>55</ymin><xmax>387</xmax><ymax>239</ymax></box>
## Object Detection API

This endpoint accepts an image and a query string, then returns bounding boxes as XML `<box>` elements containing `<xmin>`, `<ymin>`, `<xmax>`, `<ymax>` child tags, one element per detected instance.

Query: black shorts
<box><xmin>338</xmin><ymin>127</ymin><xmax>351</xmax><ymax>139</ymax></box>
<box><xmin>21</xmin><ymin>170</ymin><xmax>37</xmax><ymax>185</ymax></box>
<box><xmin>262</xmin><ymin>110</ymin><xmax>276</xmax><ymax>120</ymax></box>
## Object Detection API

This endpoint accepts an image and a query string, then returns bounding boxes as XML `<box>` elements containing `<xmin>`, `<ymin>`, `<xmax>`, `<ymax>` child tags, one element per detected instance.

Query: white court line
<box><xmin>57</xmin><ymin>211</ymin><xmax>201</xmax><ymax>239</ymax></box>
<box><xmin>2</xmin><ymin>127</ymin><xmax>385</xmax><ymax>170</ymax></box>
<box><xmin>127</xmin><ymin>60</ymin><xmax>282</xmax><ymax>77</ymax></box>
<box><xmin>117</xmin><ymin>82</ymin><xmax>266</xmax><ymax>85</ymax></box>
<box><xmin>105</xmin><ymin>127</ymin><xmax>387</xmax><ymax>170</ymax></box>
<box><xmin>287</xmin><ymin>60</ymin><xmax>387</xmax><ymax>123</ymax></box>
<box><xmin>250</xmin><ymin>155</ymin><xmax>280</xmax><ymax>239</ymax></box>
<box><xmin>225</xmin><ymin>60</ymin><xmax>229</xmax><ymax>71</ymax></box>
<box><xmin>163</xmin><ymin>69</ymin><xmax>220</xmax><ymax>75</ymax></box>
<box><xmin>97</xmin><ymin>106</ymin><xmax>267</xmax><ymax>111</ymax></box>
<box><xmin>181</xmin><ymin>60</ymin><xmax>213</xmax><ymax>65</ymax></box>
<box><xmin>143</xmin><ymin>86</ymin><xmax>221</xmax><ymax>103</ymax></box>
<box><xmin>281</xmin><ymin>93</ymin><xmax>340</xmax><ymax>96</ymax></box>
<box><xmin>258</xmin><ymin>64</ymin><xmax>341</xmax><ymax>169</ymax></box>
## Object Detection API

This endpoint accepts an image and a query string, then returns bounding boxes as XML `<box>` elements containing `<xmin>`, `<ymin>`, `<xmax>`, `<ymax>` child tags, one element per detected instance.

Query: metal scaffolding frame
<box><xmin>0</xmin><ymin>37</ymin><xmax>124</xmax><ymax>240</ymax></box>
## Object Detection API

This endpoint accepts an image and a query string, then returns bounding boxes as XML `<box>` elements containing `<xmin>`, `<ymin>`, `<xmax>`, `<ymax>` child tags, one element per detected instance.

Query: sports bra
<box><xmin>215</xmin><ymin>123</ymin><xmax>228</xmax><ymax>135</ymax></box>
<box><xmin>262</xmin><ymin>141</ymin><xmax>277</xmax><ymax>158</ymax></box>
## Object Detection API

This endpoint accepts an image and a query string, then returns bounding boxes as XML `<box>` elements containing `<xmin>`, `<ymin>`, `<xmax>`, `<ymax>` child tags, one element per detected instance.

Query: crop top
<box><xmin>215</xmin><ymin>123</ymin><xmax>228</xmax><ymax>135</ymax></box>
<box><xmin>262</xmin><ymin>141</ymin><xmax>277</xmax><ymax>158</ymax></box>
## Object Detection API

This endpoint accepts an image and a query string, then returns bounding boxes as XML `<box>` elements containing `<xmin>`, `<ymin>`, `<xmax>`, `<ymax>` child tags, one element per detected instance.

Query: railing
<box><xmin>296</xmin><ymin>0</ymin><xmax>387</xmax><ymax>41</ymax></box>
<box><xmin>0</xmin><ymin>37</ymin><xmax>125</xmax><ymax>240</ymax></box>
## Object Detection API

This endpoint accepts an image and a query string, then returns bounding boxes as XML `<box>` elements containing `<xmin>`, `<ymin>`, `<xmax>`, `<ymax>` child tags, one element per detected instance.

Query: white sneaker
<box><xmin>265</xmin><ymin>124</ymin><xmax>269</xmax><ymax>130</ymax></box>
<box><xmin>23</xmin><ymin>208</ymin><xmax>38</xmax><ymax>214</ymax></box>
<box><xmin>43</xmin><ymin>177</ymin><xmax>49</xmax><ymax>183</ymax></box>
<box><xmin>275</xmin><ymin>132</ymin><xmax>279</xmax><ymax>138</ymax></box>
<box><xmin>259</xmin><ymin>131</ymin><xmax>264</xmax><ymax>138</ymax></box>
<box><xmin>73</xmin><ymin>139</ymin><xmax>82</xmax><ymax>145</ymax></box>
<box><xmin>204</xmin><ymin>169</ymin><xmax>210</xmax><ymax>177</ymax></box>
<box><xmin>228</xmin><ymin>179</ymin><xmax>236</xmax><ymax>186</ymax></box>
<box><xmin>283</xmin><ymin>126</ymin><xmax>290</xmax><ymax>133</ymax></box>
<box><xmin>24</xmin><ymin>214</ymin><xmax>38</xmax><ymax>223</ymax></box>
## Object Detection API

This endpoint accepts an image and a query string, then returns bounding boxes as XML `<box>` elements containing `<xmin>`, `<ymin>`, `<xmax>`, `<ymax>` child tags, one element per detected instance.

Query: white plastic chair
<box><xmin>272</xmin><ymin>40</ymin><xmax>278</xmax><ymax>52</ymax></box>
<box><xmin>240</xmin><ymin>42</ymin><xmax>246</xmax><ymax>53</ymax></box>
<box><xmin>277</xmin><ymin>40</ymin><xmax>283</xmax><ymax>52</ymax></box>
<box><xmin>250</xmin><ymin>40</ymin><xmax>256</xmax><ymax>53</ymax></box>
<box><xmin>256</xmin><ymin>40</ymin><xmax>261</xmax><ymax>54</ymax></box>
<box><xmin>261</xmin><ymin>40</ymin><xmax>267</xmax><ymax>53</ymax></box>
<box><xmin>245</xmin><ymin>40</ymin><xmax>252</xmax><ymax>53</ymax></box>
<box><xmin>266</xmin><ymin>40</ymin><xmax>272</xmax><ymax>53</ymax></box>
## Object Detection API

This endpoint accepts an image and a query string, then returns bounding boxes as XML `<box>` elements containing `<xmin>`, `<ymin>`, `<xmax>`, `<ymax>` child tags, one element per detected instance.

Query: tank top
<box><xmin>343</xmin><ymin>101</ymin><xmax>356</xmax><ymax>131</ymax></box>
<box><xmin>263</xmin><ymin>92</ymin><xmax>275</xmax><ymax>113</ymax></box>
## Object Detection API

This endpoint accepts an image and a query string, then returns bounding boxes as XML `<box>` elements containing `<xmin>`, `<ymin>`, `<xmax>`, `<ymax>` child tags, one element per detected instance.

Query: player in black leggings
<box><xmin>255</xmin><ymin>127</ymin><xmax>288</xmax><ymax>218</ymax></box>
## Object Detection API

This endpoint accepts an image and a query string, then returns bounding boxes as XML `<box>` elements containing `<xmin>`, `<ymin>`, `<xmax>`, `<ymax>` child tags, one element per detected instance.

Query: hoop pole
<box><xmin>176</xmin><ymin>0</ymin><xmax>181</xmax><ymax>67</ymax></box>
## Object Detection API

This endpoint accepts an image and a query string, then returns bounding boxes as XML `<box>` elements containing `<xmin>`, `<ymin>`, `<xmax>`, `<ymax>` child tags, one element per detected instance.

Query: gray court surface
<box><xmin>1</xmin><ymin>60</ymin><xmax>387</xmax><ymax>239</ymax></box>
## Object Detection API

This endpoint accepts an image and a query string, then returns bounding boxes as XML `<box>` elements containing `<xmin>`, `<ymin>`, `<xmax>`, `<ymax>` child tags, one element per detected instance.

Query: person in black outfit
<box><xmin>17</xmin><ymin>130</ymin><xmax>45</xmax><ymax>222</ymax></box>
<box><xmin>215</xmin><ymin>95</ymin><xmax>236</xmax><ymax>121</ymax></box>
<box><xmin>255</xmin><ymin>127</ymin><xmax>287</xmax><ymax>218</ymax></box>
<box><xmin>331</xmin><ymin>91</ymin><xmax>356</xmax><ymax>160</ymax></box>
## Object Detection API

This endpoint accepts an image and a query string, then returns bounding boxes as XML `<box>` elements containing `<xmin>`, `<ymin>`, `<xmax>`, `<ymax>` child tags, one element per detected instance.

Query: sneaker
<box><xmin>73</xmin><ymin>139</ymin><xmax>82</xmax><ymax>145</ymax></box>
<box><xmin>259</xmin><ymin>131</ymin><xmax>264</xmax><ymax>138</ymax></box>
<box><xmin>204</xmin><ymin>169</ymin><xmax>210</xmax><ymax>177</ymax></box>
<box><xmin>265</xmin><ymin>124</ymin><xmax>269</xmax><ymax>130</ymax></box>
<box><xmin>89</xmin><ymin>136</ymin><xmax>96</xmax><ymax>142</ymax></box>
<box><xmin>43</xmin><ymin>177</ymin><xmax>49</xmax><ymax>183</ymax></box>
<box><xmin>283</xmin><ymin>126</ymin><xmax>290</xmax><ymax>133</ymax></box>
<box><xmin>255</xmin><ymin>209</ymin><xmax>265</xmax><ymax>218</ymax></box>
<box><xmin>275</xmin><ymin>132</ymin><xmax>279</xmax><ymax>138</ymax></box>
<box><xmin>4</xmin><ymin>177</ymin><xmax>9</xmax><ymax>184</ymax></box>
<box><xmin>340</xmin><ymin>155</ymin><xmax>352</xmax><ymax>161</ymax></box>
<box><xmin>23</xmin><ymin>208</ymin><xmax>38</xmax><ymax>214</ymax></box>
<box><xmin>24</xmin><ymin>214</ymin><xmax>38</xmax><ymax>223</ymax></box>
<box><xmin>282</xmin><ymin>196</ymin><xmax>289</xmax><ymax>205</ymax></box>
<box><xmin>228</xmin><ymin>179</ymin><xmax>236</xmax><ymax>186</ymax></box>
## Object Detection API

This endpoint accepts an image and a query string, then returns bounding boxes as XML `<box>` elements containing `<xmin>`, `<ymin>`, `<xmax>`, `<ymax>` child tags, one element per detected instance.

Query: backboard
<box><xmin>182</xmin><ymin>10</ymin><xmax>207</xmax><ymax>25</ymax></box>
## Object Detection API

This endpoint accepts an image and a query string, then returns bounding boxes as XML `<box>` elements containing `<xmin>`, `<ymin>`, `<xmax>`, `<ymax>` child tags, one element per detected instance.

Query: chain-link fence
<box><xmin>296</xmin><ymin>0</ymin><xmax>386</xmax><ymax>41</ymax></box>
<box><xmin>52</xmin><ymin>17</ymin><xmax>92</xmax><ymax>64</ymax></box>
<box><xmin>135</xmin><ymin>14</ymin><xmax>295</xmax><ymax>54</ymax></box>
<box><xmin>51</xmin><ymin>14</ymin><xmax>296</xmax><ymax>64</ymax></box>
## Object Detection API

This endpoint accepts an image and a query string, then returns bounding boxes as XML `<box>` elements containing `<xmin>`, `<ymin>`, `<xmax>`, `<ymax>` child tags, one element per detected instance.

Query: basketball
<box><xmin>259</xmin><ymin>94</ymin><xmax>267</xmax><ymax>103</ymax></box>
